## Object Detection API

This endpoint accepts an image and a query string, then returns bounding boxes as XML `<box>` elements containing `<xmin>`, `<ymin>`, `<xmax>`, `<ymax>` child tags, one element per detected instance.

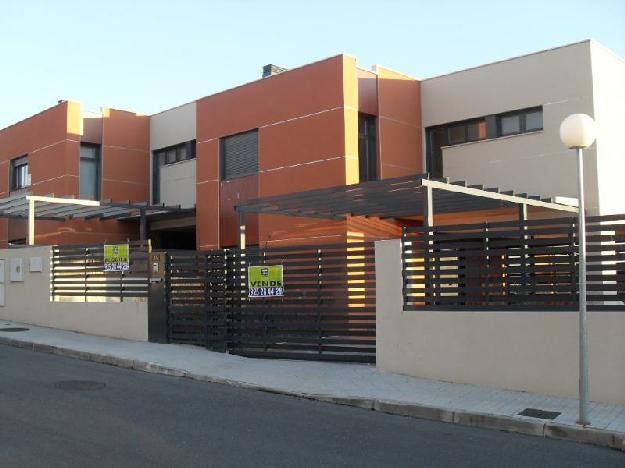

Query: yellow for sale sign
<box><xmin>104</xmin><ymin>244</ymin><xmax>130</xmax><ymax>272</ymax></box>
<box><xmin>248</xmin><ymin>265</ymin><xmax>284</xmax><ymax>297</ymax></box>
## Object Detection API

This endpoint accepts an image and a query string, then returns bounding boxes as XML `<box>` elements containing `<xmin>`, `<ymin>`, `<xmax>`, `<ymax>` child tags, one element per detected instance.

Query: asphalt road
<box><xmin>0</xmin><ymin>345</ymin><xmax>622</xmax><ymax>468</ymax></box>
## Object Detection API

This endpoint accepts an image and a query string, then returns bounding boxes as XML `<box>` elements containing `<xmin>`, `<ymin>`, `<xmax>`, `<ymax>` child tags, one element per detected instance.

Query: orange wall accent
<box><xmin>101</xmin><ymin>109</ymin><xmax>150</xmax><ymax>203</ymax></box>
<box><xmin>0</xmin><ymin>102</ymin><xmax>79</xmax><ymax>245</ymax></box>
<box><xmin>0</xmin><ymin>103</ymin><xmax>149</xmax><ymax>245</ymax></box>
<box><xmin>357</xmin><ymin>68</ymin><xmax>378</xmax><ymax>116</ymax></box>
<box><xmin>196</xmin><ymin>54</ymin><xmax>356</xmax><ymax>250</ymax></box>
<box><xmin>376</xmin><ymin>66</ymin><xmax>422</xmax><ymax>179</ymax></box>
<box><xmin>220</xmin><ymin>176</ymin><xmax>259</xmax><ymax>247</ymax></box>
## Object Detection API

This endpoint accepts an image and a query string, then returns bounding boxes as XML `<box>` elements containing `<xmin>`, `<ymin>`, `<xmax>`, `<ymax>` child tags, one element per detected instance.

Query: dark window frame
<box><xmin>220</xmin><ymin>129</ymin><xmax>259</xmax><ymax>181</ymax></box>
<box><xmin>154</xmin><ymin>140</ymin><xmax>197</xmax><ymax>168</ymax></box>
<box><xmin>497</xmin><ymin>106</ymin><xmax>543</xmax><ymax>137</ymax></box>
<box><xmin>425</xmin><ymin>106</ymin><xmax>543</xmax><ymax>177</ymax></box>
<box><xmin>10</xmin><ymin>155</ymin><xmax>29</xmax><ymax>191</ymax></box>
<box><xmin>79</xmin><ymin>143</ymin><xmax>101</xmax><ymax>200</ymax></box>
<box><xmin>358</xmin><ymin>113</ymin><xmax>378</xmax><ymax>183</ymax></box>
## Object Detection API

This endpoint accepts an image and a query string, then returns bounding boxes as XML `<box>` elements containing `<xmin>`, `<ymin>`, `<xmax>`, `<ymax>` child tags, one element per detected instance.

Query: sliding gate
<box><xmin>166</xmin><ymin>242</ymin><xmax>376</xmax><ymax>362</ymax></box>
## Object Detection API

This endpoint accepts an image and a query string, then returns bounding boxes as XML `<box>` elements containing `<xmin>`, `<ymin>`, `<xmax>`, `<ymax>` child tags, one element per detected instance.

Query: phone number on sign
<box><xmin>249</xmin><ymin>287</ymin><xmax>284</xmax><ymax>297</ymax></box>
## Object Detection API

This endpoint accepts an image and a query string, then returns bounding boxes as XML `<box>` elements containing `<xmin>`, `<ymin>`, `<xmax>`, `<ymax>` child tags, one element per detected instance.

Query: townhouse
<box><xmin>0</xmin><ymin>39</ymin><xmax>622</xmax><ymax>249</ymax></box>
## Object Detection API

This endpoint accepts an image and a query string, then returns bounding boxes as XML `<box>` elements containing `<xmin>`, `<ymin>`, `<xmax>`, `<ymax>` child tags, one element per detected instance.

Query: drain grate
<box><xmin>0</xmin><ymin>327</ymin><xmax>29</xmax><ymax>332</ymax></box>
<box><xmin>518</xmin><ymin>408</ymin><xmax>561</xmax><ymax>420</ymax></box>
<box><xmin>54</xmin><ymin>380</ymin><xmax>106</xmax><ymax>391</ymax></box>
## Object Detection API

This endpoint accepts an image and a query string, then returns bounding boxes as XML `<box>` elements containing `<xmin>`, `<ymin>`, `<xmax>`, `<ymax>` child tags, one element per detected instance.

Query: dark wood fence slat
<box><xmin>403</xmin><ymin>214</ymin><xmax>625</xmax><ymax>312</ymax></box>
<box><xmin>166</xmin><ymin>242</ymin><xmax>376</xmax><ymax>363</ymax></box>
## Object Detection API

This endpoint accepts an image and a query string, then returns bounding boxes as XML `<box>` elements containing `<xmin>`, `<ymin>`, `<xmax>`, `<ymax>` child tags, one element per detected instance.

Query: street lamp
<box><xmin>559</xmin><ymin>113</ymin><xmax>597</xmax><ymax>427</ymax></box>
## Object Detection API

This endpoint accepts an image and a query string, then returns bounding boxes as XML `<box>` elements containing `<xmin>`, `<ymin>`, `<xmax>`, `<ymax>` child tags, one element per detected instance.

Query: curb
<box><xmin>1</xmin><ymin>336</ymin><xmax>623</xmax><ymax>453</ymax></box>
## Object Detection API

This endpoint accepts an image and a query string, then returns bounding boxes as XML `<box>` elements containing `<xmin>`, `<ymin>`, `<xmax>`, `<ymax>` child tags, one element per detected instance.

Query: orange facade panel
<box><xmin>196</xmin><ymin>180</ymin><xmax>220</xmax><ymax>250</ymax></box>
<box><xmin>101</xmin><ymin>109</ymin><xmax>150</xmax><ymax>203</ymax></box>
<box><xmin>357</xmin><ymin>68</ymin><xmax>378</xmax><ymax>116</ymax></box>
<box><xmin>196</xmin><ymin>55</ymin><xmax>346</xmax><ymax>141</ymax></box>
<box><xmin>376</xmin><ymin>66</ymin><xmax>422</xmax><ymax>179</ymax></box>
<box><xmin>196</xmin><ymin>55</ymin><xmax>355</xmax><ymax>249</ymax></box>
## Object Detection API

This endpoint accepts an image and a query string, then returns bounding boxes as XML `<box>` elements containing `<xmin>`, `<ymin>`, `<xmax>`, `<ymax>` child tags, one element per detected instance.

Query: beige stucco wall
<box><xmin>149</xmin><ymin>101</ymin><xmax>197</xmax><ymax>207</ymax></box>
<box><xmin>159</xmin><ymin>159</ymin><xmax>196</xmax><ymax>208</ymax></box>
<box><xmin>0</xmin><ymin>246</ymin><xmax>148</xmax><ymax>341</ymax></box>
<box><xmin>376</xmin><ymin>239</ymin><xmax>625</xmax><ymax>406</ymax></box>
<box><xmin>421</xmin><ymin>40</ymin><xmax>600</xmax><ymax>213</ymax></box>
<box><xmin>591</xmin><ymin>41</ymin><xmax>625</xmax><ymax>215</ymax></box>
<box><xmin>150</xmin><ymin>101</ymin><xmax>197</xmax><ymax>150</ymax></box>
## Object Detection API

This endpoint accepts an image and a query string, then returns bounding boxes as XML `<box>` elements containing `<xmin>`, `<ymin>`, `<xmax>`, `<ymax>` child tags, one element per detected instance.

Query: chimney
<box><xmin>262</xmin><ymin>64</ymin><xmax>288</xmax><ymax>78</ymax></box>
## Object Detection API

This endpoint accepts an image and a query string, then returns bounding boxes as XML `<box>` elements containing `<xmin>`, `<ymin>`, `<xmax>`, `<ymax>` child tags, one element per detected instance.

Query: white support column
<box><xmin>28</xmin><ymin>198</ymin><xmax>35</xmax><ymax>245</ymax></box>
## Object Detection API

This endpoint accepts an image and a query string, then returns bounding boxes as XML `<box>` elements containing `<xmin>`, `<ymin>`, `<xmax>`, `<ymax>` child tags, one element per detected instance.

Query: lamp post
<box><xmin>559</xmin><ymin>113</ymin><xmax>597</xmax><ymax>427</ymax></box>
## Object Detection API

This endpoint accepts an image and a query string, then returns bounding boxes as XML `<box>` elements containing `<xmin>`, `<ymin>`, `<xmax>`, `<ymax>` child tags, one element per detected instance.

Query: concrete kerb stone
<box><xmin>0</xmin><ymin>335</ymin><xmax>623</xmax><ymax>453</ymax></box>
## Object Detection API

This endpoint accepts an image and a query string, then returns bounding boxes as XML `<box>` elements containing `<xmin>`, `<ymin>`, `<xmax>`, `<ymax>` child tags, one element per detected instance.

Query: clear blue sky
<box><xmin>1</xmin><ymin>0</ymin><xmax>624</xmax><ymax>129</ymax></box>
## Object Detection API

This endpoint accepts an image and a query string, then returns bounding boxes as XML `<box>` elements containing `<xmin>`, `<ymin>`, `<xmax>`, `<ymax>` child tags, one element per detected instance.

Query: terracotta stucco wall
<box><xmin>375</xmin><ymin>66</ymin><xmax>422</xmax><ymax>179</ymax></box>
<box><xmin>196</xmin><ymin>54</ymin><xmax>357</xmax><ymax>249</ymax></box>
<box><xmin>0</xmin><ymin>102</ymin><xmax>148</xmax><ymax>245</ymax></box>
<box><xmin>101</xmin><ymin>109</ymin><xmax>150</xmax><ymax>203</ymax></box>
<box><xmin>0</xmin><ymin>102</ymin><xmax>80</xmax><ymax>245</ymax></box>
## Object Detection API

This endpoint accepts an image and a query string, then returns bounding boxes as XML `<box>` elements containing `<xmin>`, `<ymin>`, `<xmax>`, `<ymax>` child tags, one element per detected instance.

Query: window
<box><xmin>425</xmin><ymin>118</ymin><xmax>487</xmax><ymax>178</ymax></box>
<box><xmin>154</xmin><ymin>140</ymin><xmax>196</xmax><ymax>168</ymax></box>
<box><xmin>500</xmin><ymin>114</ymin><xmax>521</xmax><ymax>136</ymax></box>
<box><xmin>11</xmin><ymin>155</ymin><xmax>29</xmax><ymax>191</ymax></box>
<box><xmin>220</xmin><ymin>130</ymin><xmax>259</xmax><ymax>180</ymax></box>
<box><xmin>525</xmin><ymin>109</ymin><xmax>543</xmax><ymax>131</ymax></box>
<box><xmin>152</xmin><ymin>140</ymin><xmax>196</xmax><ymax>204</ymax></box>
<box><xmin>448</xmin><ymin>124</ymin><xmax>466</xmax><ymax>145</ymax></box>
<box><xmin>80</xmin><ymin>144</ymin><xmax>100</xmax><ymax>200</ymax></box>
<box><xmin>467</xmin><ymin>120</ymin><xmax>487</xmax><ymax>142</ymax></box>
<box><xmin>358</xmin><ymin>114</ymin><xmax>377</xmax><ymax>182</ymax></box>
<box><xmin>425</xmin><ymin>107</ymin><xmax>543</xmax><ymax>177</ymax></box>
<box><xmin>497</xmin><ymin>107</ymin><xmax>543</xmax><ymax>136</ymax></box>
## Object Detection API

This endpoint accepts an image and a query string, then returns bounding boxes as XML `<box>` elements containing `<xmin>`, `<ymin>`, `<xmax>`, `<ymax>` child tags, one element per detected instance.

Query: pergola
<box><xmin>0</xmin><ymin>193</ymin><xmax>194</xmax><ymax>245</ymax></box>
<box><xmin>235</xmin><ymin>173</ymin><xmax>579</xmax><ymax>248</ymax></box>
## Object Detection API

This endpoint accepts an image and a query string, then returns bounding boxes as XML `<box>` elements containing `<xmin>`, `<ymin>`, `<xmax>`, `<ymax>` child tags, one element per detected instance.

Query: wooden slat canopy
<box><xmin>235</xmin><ymin>173</ymin><xmax>578</xmax><ymax>221</ymax></box>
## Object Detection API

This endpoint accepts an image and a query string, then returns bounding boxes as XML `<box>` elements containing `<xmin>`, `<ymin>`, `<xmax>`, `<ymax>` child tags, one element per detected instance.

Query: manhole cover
<box><xmin>518</xmin><ymin>408</ymin><xmax>561</xmax><ymax>420</ymax></box>
<box><xmin>0</xmin><ymin>327</ymin><xmax>29</xmax><ymax>332</ymax></box>
<box><xmin>54</xmin><ymin>380</ymin><xmax>106</xmax><ymax>391</ymax></box>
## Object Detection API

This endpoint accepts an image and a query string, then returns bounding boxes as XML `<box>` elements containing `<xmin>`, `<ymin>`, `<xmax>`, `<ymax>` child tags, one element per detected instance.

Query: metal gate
<box><xmin>165</xmin><ymin>241</ymin><xmax>376</xmax><ymax>363</ymax></box>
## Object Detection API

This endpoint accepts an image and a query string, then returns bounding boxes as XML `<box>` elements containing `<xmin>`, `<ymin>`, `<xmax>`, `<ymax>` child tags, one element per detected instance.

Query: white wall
<box><xmin>421</xmin><ymin>41</ymin><xmax>600</xmax><ymax>213</ymax></box>
<box><xmin>0</xmin><ymin>246</ymin><xmax>148</xmax><ymax>341</ymax></box>
<box><xmin>376</xmin><ymin>239</ymin><xmax>625</xmax><ymax>406</ymax></box>
<box><xmin>591</xmin><ymin>41</ymin><xmax>625</xmax><ymax>215</ymax></box>
<box><xmin>150</xmin><ymin>102</ymin><xmax>197</xmax><ymax>207</ymax></box>
<box><xmin>159</xmin><ymin>159</ymin><xmax>196</xmax><ymax>208</ymax></box>
<box><xmin>150</xmin><ymin>102</ymin><xmax>197</xmax><ymax>150</ymax></box>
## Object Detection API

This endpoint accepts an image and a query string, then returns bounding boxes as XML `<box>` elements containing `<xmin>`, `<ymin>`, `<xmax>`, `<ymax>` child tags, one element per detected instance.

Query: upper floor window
<box><xmin>498</xmin><ymin>107</ymin><xmax>543</xmax><ymax>136</ymax></box>
<box><xmin>221</xmin><ymin>130</ymin><xmax>259</xmax><ymax>180</ymax></box>
<box><xmin>152</xmin><ymin>140</ymin><xmax>197</xmax><ymax>204</ymax></box>
<box><xmin>80</xmin><ymin>144</ymin><xmax>100</xmax><ymax>200</ymax></box>
<box><xmin>154</xmin><ymin>140</ymin><xmax>196</xmax><ymax>167</ymax></box>
<box><xmin>358</xmin><ymin>113</ymin><xmax>377</xmax><ymax>182</ymax></box>
<box><xmin>425</xmin><ymin>106</ymin><xmax>543</xmax><ymax>177</ymax></box>
<box><xmin>11</xmin><ymin>155</ymin><xmax>29</xmax><ymax>191</ymax></box>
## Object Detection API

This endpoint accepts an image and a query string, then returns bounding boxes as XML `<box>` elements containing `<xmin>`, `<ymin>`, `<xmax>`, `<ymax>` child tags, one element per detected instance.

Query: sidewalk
<box><xmin>0</xmin><ymin>320</ymin><xmax>623</xmax><ymax>452</ymax></box>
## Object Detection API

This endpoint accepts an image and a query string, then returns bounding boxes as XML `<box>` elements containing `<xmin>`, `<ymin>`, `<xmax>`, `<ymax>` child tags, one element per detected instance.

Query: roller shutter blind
<box><xmin>221</xmin><ymin>130</ymin><xmax>258</xmax><ymax>179</ymax></box>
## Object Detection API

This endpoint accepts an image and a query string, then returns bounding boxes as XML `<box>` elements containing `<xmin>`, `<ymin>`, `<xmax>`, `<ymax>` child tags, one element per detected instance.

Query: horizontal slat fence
<box><xmin>230</xmin><ymin>241</ymin><xmax>376</xmax><ymax>362</ymax></box>
<box><xmin>51</xmin><ymin>240</ymin><xmax>150</xmax><ymax>301</ymax></box>
<box><xmin>165</xmin><ymin>241</ymin><xmax>376</xmax><ymax>363</ymax></box>
<box><xmin>403</xmin><ymin>214</ymin><xmax>625</xmax><ymax>311</ymax></box>
<box><xmin>166</xmin><ymin>250</ymin><xmax>232</xmax><ymax>351</ymax></box>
